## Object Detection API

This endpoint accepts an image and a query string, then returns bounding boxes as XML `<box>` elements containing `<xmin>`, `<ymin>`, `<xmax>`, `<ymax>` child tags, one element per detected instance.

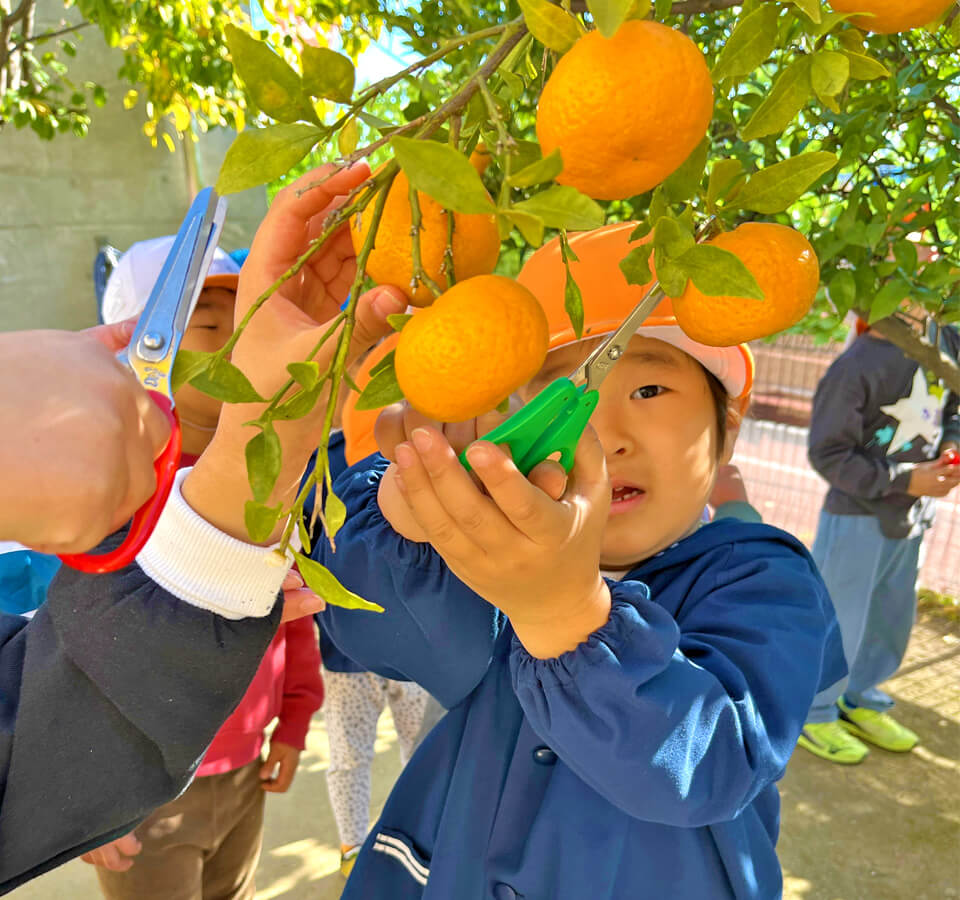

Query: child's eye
<box><xmin>632</xmin><ymin>384</ymin><xmax>666</xmax><ymax>400</ymax></box>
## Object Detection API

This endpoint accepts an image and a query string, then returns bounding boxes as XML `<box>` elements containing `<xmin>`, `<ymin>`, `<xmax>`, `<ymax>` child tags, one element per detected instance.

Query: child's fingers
<box><xmin>395</xmin><ymin>433</ymin><xmax>498</xmax><ymax>561</ymax></box>
<box><xmin>465</xmin><ymin>442</ymin><xmax>569</xmax><ymax>544</ymax></box>
<box><xmin>344</xmin><ymin>287</ymin><xmax>407</xmax><ymax>367</ymax></box>
<box><xmin>566</xmin><ymin>426</ymin><xmax>611</xmax><ymax>511</ymax></box>
<box><xmin>527</xmin><ymin>459</ymin><xmax>568</xmax><ymax>501</ymax></box>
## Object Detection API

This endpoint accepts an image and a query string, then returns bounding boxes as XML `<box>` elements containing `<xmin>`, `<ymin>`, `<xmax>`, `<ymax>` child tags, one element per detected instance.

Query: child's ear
<box><xmin>720</xmin><ymin>402</ymin><xmax>743</xmax><ymax>467</ymax></box>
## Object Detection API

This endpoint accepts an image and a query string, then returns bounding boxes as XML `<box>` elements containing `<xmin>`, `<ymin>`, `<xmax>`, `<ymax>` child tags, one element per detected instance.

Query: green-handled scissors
<box><xmin>460</xmin><ymin>278</ymin><xmax>665</xmax><ymax>476</ymax></box>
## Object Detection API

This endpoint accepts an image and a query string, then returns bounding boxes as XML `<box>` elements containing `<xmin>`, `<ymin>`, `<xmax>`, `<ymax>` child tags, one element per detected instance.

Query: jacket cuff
<box><xmin>136</xmin><ymin>468</ymin><xmax>298</xmax><ymax>620</ymax></box>
<box><xmin>271</xmin><ymin>708</ymin><xmax>314</xmax><ymax>750</ymax></box>
<box><xmin>511</xmin><ymin>580</ymin><xmax>680</xmax><ymax>686</ymax></box>
<box><xmin>888</xmin><ymin>463</ymin><xmax>915</xmax><ymax>495</ymax></box>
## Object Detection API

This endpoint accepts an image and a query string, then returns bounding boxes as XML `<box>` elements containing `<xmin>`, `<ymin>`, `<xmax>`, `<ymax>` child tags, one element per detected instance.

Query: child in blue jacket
<box><xmin>119</xmin><ymin>168</ymin><xmax>844</xmax><ymax>899</ymax></box>
<box><xmin>314</xmin><ymin>222</ymin><xmax>846</xmax><ymax>899</ymax></box>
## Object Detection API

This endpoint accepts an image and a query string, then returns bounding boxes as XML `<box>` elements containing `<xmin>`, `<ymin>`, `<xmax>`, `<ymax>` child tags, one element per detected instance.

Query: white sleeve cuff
<box><xmin>136</xmin><ymin>467</ymin><xmax>299</xmax><ymax>620</ymax></box>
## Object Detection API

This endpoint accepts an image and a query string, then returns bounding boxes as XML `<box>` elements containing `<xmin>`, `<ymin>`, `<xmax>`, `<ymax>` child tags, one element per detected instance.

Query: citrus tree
<box><xmin>20</xmin><ymin>0</ymin><xmax>960</xmax><ymax>604</ymax></box>
<box><xmin>0</xmin><ymin>0</ymin><xmax>392</xmax><ymax>143</ymax></box>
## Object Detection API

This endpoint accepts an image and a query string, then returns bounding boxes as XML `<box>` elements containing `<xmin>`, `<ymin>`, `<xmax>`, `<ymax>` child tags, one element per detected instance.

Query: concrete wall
<box><xmin>0</xmin><ymin>1</ymin><xmax>267</xmax><ymax>331</ymax></box>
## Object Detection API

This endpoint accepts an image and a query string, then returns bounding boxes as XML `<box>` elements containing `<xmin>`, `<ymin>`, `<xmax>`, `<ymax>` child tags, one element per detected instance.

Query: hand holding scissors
<box><xmin>59</xmin><ymin>188</ymin><xmax>228</xmax><ymax>573</ymax></box>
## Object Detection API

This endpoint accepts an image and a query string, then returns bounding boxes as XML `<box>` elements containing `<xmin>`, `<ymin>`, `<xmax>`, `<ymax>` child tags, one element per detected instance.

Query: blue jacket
<box><xmin>319</xmin><ymin>456</ymin><xmax>846</xmax><ymax>900</ymax></box>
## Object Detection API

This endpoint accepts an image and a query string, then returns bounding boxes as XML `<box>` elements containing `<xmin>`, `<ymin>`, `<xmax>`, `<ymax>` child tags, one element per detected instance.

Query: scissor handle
<box><xmin>460</xmin><ymin>377</ymin><xmax>599</xmax><ymax>476</ymax></box>
<box><xmin>59</xmin><ymin>392</ymin><xmax>182</xmax><ymax>574</ymax></box>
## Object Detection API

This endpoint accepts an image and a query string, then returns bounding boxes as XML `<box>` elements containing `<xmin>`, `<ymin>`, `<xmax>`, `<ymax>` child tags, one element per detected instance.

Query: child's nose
<box><xmin>591</xmin><ymin>400</ymin><xmax>633</xmax><ymax>458</ymax></box>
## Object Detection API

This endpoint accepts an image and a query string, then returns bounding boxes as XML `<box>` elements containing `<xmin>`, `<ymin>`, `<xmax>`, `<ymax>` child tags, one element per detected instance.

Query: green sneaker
<box><xmin>797</xmin><ymin>721</ymin><xmax>870</xmax><ymax>764</ymax></box>
<box><xmin>838</xmin><ymin>699</ymin><xmax>918</xmax><ymax>752</ymax></box>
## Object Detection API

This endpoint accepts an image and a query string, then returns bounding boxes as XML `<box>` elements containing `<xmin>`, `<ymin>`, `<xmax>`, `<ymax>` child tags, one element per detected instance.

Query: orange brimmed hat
<box><xmin>516</xmin><ymin>222</ymin><xmax>754</xmax><ymax>405</ymax></box>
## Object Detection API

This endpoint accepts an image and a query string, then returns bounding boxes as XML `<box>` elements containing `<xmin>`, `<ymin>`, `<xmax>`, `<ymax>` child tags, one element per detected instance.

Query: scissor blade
<box><xmin>573</xmin><ymin>280</ymin><xmax>664</xmax><ymax>393</ymax></box>
<box><xmin>126</xmin><ymin>188</ymin><xmax>228</xmax><ymax>399</ymax></box>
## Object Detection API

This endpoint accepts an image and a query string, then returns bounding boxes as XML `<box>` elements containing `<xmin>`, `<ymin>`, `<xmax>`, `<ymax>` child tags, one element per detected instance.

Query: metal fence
<box><xmin>731</xmin><ymin>333</ymin><xmax>960</xmax><ymax>598</ymax></box>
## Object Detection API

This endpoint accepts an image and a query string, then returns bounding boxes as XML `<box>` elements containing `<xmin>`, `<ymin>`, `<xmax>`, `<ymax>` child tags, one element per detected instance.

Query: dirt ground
<box><xmin>15</xmin><ymin>613</ymin><xmax>959</xmax><ymax>900</ymax></box>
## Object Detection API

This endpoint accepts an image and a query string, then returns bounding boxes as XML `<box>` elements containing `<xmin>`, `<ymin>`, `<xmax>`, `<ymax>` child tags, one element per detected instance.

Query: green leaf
<box><xmin>811</xmin><ymin>51</ymin><xmax>849</xmax><ymax>109</ymax></box>
<box><xmin>711</xmin><ymin>5</ymin><xmax>780</xmax><ymax>83</ymax></box>
<box><xmin>517</xmin><ymin>0</ymin><xmax>582</xmax><ymax>53</ymax></box>
<box><xmin>369</xmin><ymin>349</ymin><xmax>396</xmax><ymax>379</ymax></box>
<box><xmin>245</xmin><ymin>423</ymin><xmax>282</xmax><ymax>503</ymax></box>
<box><xmin>894</xmin><ymin>240</ymin><xmax>919</xmax><ymax>275</ymax></box>
<box><xmin>300</xmin><ymin>45</ymin><xmax>355</xmax><ymax>103</ymax></box>
<box><xmin>273</xmin><ymin>385</ymin><xmax>321</xmax><ymax>421</ymax></box>
<box><xmin>707</xmin><ymin>159</ymin><xmax>746</xmax><ymax>210</ymax></box>
<box><xmin>496</xmin><ymin>397</ymin><xmax>511</xmax><ymax>414</ymax></box>
<box><xmin>499</xmin><ymin>210</ymin><xmax>546</xmax><ymax>247</ymax></box>
<box><xmin>387</xmin><ymin>313</ymin><xmax>413</xmax><ymax>331</ymax></box>
<box><xmin>287</xmin><ymin>361</ymin><xmax>319</xmax><ymax>390</ymax></box>
<box><xmin>827</xmin><ymin>269</ymin><xmax>857</xmax><ymax>315</ymax></box>
<box><xmin>657</xmin><ymin>258</ymin><xmax>689</xmax><ymax>298</ymax></box>
<box><xmin>390</xmin><ymin>136</ymin><xmax>495</xmax><ymax>215</ymax></box>
<box><xmin>337</xmin><ymin>117</ymin><xmax>359</xmax><ymax>156</ymax></box>
<box><xmin>171</xmin><ymin>349</ymin><xmax>213</xmax><ymax>393</ymax></box>
<box><xmin>675</xmin><ymin>244</ymin><xmax>765</xmax><ymax>300</ymax></box>
<box><xmin>564</xmin><ymin>268</ymin><xmax>585</xmax><ymax>338</ymax></box>
<box><xmin>741</xmin><ymin>55</ymin><xmax>813</xmax><ymax>141</ymax></box>
<box><xmin>190</xmin><ymin>360</ymin><xmax>266</xmax><ymax>403</ymax></box>
<box><xmin>244</xmin><ymin>501</ymin><xmax>283</xmax><ymax>543</ymax></box>
<box><xmin>216</xmin><ymin>124</ymin><xmax>322</xmax><ymax>194</ymax></box>
<box><xmin>355</xmin><ymin>358</ymin><xmax>404</xmax><ymax>411</ymax></box>
<box><xmin>842</xmin><ymin>51</ymin><xmax>891</xmax><ymax>80</ymax></box>
<box><xmin>588</xmin><ymin>0</ymin><xmax>635</xmax><ymax>38</ymax></box>
<box><xmin>653</xmin><ymin>216</ymin><xmax>695</xmax><ymax>264</ymax></box>
<box><xmin>225</xmin><ymin>25</ymin><xmax>312</xmax><ymax>124</ymax></box>
<box><xmin>294</xmin><ymin>551</ymin><xmax>384</xmax><ymax>612</ymax></box>
<box><xmin>506</xmin><ymin>148</ymin><xmax>564</xmax><ymax>189</ymax></box>
<box><xmin>732</xmin><ymin>151</ymin><xmax>838</xmax><ymax>214</ymax></box>
<box><xmin>786</xmin><ymin>0</ymin><xmax>822</xmax><ymax>23</ymax></box>
<box><xmin>619</xmin><ymin>243</ymin><xmax>654</xmax><ymax>287</ymax></box>
<box><xmin>869</xmin><ymin>277</ymin><xmax>911</xmax><ymax>323</ymax></box>
<box><xmin>297</xmin><ymin>515</ymin><xmax>312</xmax><ymax>555</ymax></box>
<box><xmin>324</xmin><ymin>488</ymin><xmax>347</xmax><ymax>541</ymax></box>
<box><xmin>663</xmin><ymin>138</ymin><xmax>708</xmax><ymax>203</ymax></box>
<box><xmin>513</xmin><ymin>185</ymin><xmax>604</xmax><ymax>231</ymax></box>
<box><xmin>654</xmin><ymin>0</ymin><xmax>672</xmax><ymax>19</ymax></box>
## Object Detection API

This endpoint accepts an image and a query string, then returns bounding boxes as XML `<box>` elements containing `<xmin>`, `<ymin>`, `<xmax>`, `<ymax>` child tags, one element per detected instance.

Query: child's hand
<box><xmin>375</xmin><ymin>399</ymin><xmax>566</xmax><ymax>543</ymax></box>
<box><xmin>80</xmin><ymin>832</ymin><xmax>142</xmax><ymax>872</ymax></box>
<box><xmin>259</xmin><ymin>741</ymin><xmax>302</xmax><ymax>793</ymax></box>
<box><xmin>389</xmin><ymin>425</ymin><xmax>611</xmax><ymax>659</ymax></box>
<box><xmin>185</xmin><ymin>165</ymin><xmax>405</xmax><ymax>541</ymax></box>
<box><xmin>374</xmin><ymin>398</ymin><xmax>520</xmax><ymax>461</ymax></box>
<box><xmin>907</xmin><ymin>457</ymin><xmax>960</xmax><ymax>498</ymax></box>
<box><xmin>280</xmin><ymin>569</ymin><xmax>326</xmax><ymax>622</ymax></box>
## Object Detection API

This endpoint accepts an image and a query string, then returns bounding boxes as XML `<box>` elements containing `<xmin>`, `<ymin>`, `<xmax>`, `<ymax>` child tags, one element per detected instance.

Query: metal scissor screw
<box><xmin>142</xmin><ymin>333</ymin><xmax>165</xmax><ymax>351</ymax></box>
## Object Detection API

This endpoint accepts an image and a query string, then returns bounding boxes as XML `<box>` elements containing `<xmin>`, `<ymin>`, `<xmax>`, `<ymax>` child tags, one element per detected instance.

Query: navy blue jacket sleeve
<box><xmin>317</xmin><ymin>456</ymin><xmax>504</xmax><ymax>708</ymax></box>
<box><xmin>808</xmin><ymin>357</ymin><xmax>914</xmax><ymax>498</ymax></box>
<box><xmin>511</xmin><ymin>540</ymin><xmax>844</xmax><ymax>828</ymax></box>
<box><xmin>0</xmin><ymin>529</ymin><xmax>280</xmax><ymax>893</ymax></box>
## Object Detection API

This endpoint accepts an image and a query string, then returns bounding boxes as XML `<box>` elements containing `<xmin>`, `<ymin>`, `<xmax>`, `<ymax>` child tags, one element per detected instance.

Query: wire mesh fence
<box><xmin>731</xmin><ymin>333</ymin><xmax>960</xmax><ymax>598</ymax></box>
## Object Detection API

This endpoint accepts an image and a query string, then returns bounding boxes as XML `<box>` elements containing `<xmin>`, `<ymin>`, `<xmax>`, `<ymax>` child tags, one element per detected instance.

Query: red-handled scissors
<box><xmin>59</xmin><ymin>187</ymin><xmax>228</xmax><ymax>573</ymax></box>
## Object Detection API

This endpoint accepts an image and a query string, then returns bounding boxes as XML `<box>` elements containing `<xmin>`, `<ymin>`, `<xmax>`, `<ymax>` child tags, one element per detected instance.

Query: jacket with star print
<box><xmin>808</xmin><ymin>327</ymin><xmax>960</xmax><ymax>539</ymax></box>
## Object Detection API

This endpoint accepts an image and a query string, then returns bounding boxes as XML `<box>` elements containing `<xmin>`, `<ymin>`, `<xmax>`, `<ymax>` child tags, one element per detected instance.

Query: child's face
<box><xmin>175</xmin><ymin>285</ymin><xmax>236</xmax><ymax>424</ymax></box>
<box><xmin>523</xmin><ymin>335</ymin><xmax>735</xmax><ymax>568</ymax></box>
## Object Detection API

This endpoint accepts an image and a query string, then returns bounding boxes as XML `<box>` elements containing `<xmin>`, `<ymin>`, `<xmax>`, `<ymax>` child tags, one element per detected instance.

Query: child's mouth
<box><xmin>610</xmin><ymin>483</ymin><xmax>646</xmax><ymax>514</ymax></box>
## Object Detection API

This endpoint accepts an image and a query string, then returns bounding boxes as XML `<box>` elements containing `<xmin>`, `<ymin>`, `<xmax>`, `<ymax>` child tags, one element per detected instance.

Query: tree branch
<box><xmin>8</xmin><ymin>20</ymin><xmax>90</xmax><ymax>52</ymax></box>
<box><xmin>859</xmin><ymin>312</ymin><xmax>960</xmax><ymax>394</ymax></box>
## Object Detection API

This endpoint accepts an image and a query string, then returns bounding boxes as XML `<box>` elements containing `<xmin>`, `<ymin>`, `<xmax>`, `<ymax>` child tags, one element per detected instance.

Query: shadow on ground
<box><xmin>780</xmin><ymin>649</ymin><xmax>960</xmax><ymax>900</ymax></box>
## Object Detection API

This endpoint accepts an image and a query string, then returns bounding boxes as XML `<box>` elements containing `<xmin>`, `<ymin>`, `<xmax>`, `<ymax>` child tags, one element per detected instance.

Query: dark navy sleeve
<box><xmin>808</xmin><ymin>356</ymin><xmax>914</xmax><ymax>498</ymax></box>
<box><xmin>0</xmin><ymin>529</ymin><xmax>280</xmax><ymax>892</ymax></box>
<box><xmin>511</xmin><ymin>539</ymin><xmax>844</xmax><ymax>828</ymax></box>
<box><xmin>317</xmin><ymin>455</ymin><xmax>504</xmax><ymax>708</ymax></box>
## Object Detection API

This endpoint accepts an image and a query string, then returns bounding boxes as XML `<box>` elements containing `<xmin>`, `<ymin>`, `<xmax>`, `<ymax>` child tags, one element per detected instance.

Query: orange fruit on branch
<box><xmin>536</xmin><ymin>20</ymin><xmax>714</xmax><ymax>201</ymax></box>
<box><xmin>395</xmin><ymin>275</ymin><xmax>549</xmax><ymax>422</ymax></box>
<box><xmin>673</xmin><ymin>223</ymin><xmax>820</xmax><ymax>346</ymax></box>
<box><xmin>828</xmin><ymin>0</ymin><xmax>955</xmax><ymax>33</ymax></box>
<box><xmin>350</xmin><ymin>168</ymin><xmax>501</xmax><ymax>308</ymax></box>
